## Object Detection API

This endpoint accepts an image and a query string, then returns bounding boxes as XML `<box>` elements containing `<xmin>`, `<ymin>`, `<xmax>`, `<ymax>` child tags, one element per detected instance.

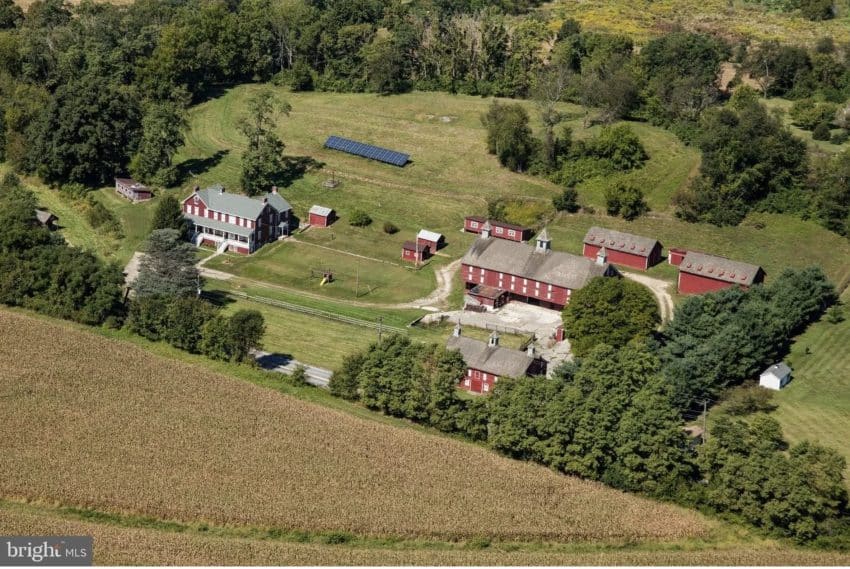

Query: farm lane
<box><xmin>621</xmin><ymin>271</ymin><xmax>674</xmax><ymax>323</ymax></box>
<box><xmin>253</xmin><ymin>350</ymin><xmax>332</xmax><ymax>388</ymax></box>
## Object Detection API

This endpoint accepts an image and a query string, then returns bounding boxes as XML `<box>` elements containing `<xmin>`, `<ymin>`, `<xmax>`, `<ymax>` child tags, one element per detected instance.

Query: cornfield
<box><xmin>0</xmin><ymin>310</ymin><xmax>709</xmax><ymax>542</ymax></box>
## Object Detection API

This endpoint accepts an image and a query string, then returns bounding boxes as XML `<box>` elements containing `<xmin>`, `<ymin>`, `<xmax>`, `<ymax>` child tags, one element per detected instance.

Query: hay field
<box><xmin>3</xmin><ymin>503</ymin><xmax>849</xmax><ymax>566</ymax></box>
<box><xmin>0</xmin><ymin>309</ymin><xmax>711</xmax><ymax>542</ymax></box>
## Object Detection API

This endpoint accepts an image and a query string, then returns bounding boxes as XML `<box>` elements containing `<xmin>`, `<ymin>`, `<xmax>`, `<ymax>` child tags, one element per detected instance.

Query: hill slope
<box><xmin>0</xmin><ymin>309</ymin><xmax>710</xmax><ymax>542</ymax></box>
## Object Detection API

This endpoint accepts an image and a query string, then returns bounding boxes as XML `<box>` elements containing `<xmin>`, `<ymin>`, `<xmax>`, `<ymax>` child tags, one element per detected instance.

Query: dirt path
<box><xmin>395</xmin><ymin>259</ymin><xmax>461</xmax><ymax>310</ymax></box>
<box><xmin>621</xmin><ymin>271</ymin><xmax>675</xmax><ymax>323</ymax></box>
<box><xmin>123</xmin><ymin>252</ymin><xmax>145</xmax><ymax>286</ymax></box>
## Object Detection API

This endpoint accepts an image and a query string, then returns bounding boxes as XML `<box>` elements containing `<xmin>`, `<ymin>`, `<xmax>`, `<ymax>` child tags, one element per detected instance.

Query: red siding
<box><xmin>417</xmin><ymin>238</ymin><xmax>439</xmax><ymax>254</ymax></box>
<box><xmin>583</xmin><ymin>243</ymin><xmax>653</xmax><ymax>271</ymax></box>
<box><xmin>461</xmin><ymin>263</ymin><xmax>570</xmax><ymax>309</ymax></box>
<box><xmin>464</xmin><ymin>217</ymin><xmax>530</xmax><ymax>241</ymax></box>
<box><xmin>309</xmin><ymin>212</ymin><xmax>330</xmax><ymax>227</ymax></box>
<box><xmin>669</xmin><ymin>248</ymin><xmax>687</xmax><ymax>266</ymax></box>
<box><xmin>402</xmin><ymin>248</ymin><xmax>426</xmax><ymax>263</ymax></box>
<box><xmin>679</xmin><ymin>272</ymin><xmax>742</xmax><ymax>294</ymax></box>
<box><xmin>460</xmin><ymin>367</ymin><xmax>498</xmax><ymax>394</ymax></box>
<box><xmin>464</xmin><ymin>217</ymin><xmax>486</xmax><ymax>233</ymax></box>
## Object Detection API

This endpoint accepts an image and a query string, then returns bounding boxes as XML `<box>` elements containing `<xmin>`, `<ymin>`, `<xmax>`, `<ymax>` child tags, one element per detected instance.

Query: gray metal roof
<box><xmin>762</xmin><ymin>362</ymin><xmax>791</xmax><ymax>378</ymax></box>
<box><xmin>309</xmin><ymin>205</ymin><xmax>333</xmax><ymax>217</ymax></box>
<box><xmin>462</xmin><ymin>237</ymin><xmax>615</xmax><ymax>290</ymax></box>
<box><xmin>35</xmin><ymin>209</ymin><xmax>56</xmax><ymax>224</ymax></box>
<box><xmin>418</xmin><ymin>229</ymin><xmax>443</xmax><ymax>242</ymax></box>
<box><xmin>679</xmin><ymin>252</ymin><xmax>763</xmax><ymax>286</ymax></box>
<box><xmin>446</xmin><ymin>336</ymin><xmax>533</xmax><ymax>378</ymax></box>
<box><xmin>191</xmin><ymin>187</ymin><xmax>289</xmax><ymax>220</ymax></box>
<box><xmin>185</xmin><ymin>214</ymin><xmax>253</xmax><ymax>237</ymax></box>
<box><xmin>583</xmin><ymin>226</ymin><xmax>660</xmax><ymax>257</ymax></box>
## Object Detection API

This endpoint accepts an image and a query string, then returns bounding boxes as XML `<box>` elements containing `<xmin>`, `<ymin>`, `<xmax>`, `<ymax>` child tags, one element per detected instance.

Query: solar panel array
<box><xmin>324</xmin><ymin>136</ymin><xmax>409</xmax><ymax>167</ymax></box>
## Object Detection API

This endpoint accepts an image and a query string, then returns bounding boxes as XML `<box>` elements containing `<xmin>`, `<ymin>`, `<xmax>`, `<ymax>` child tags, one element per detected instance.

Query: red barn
<box><xmin>308</xmin><ymin>205</ymin><xmax>336</xmax><ymax>228</ymax></box>
<box><xmin>668</xmin><ymin>247</ymin><xmax>688</xmax><ymax>266</ymax></box>
<box><xmin>181</xmin><ymin>184</ymin><xmax>292</xmax><ymax>254</ymax></box>
<box><xmin>677</xmin><ymin>252</ymin><xmax>765</xmax><ymax>294</ymax></box>
<box><xmin>462</xmin><ymin>227</ymin><xmax>618</xmax><ymax>311</ymax></box>
<box><xmin>464</xmin><ymin>216</ymin><xmax>531</xmax><ymax>242</ymax></box>
<box><xmin>446</xmin><ymin>327</ymin><xmax>545</xmax><ymax>394</ymax></box>
<box><xmin>401</xmin><ymin>240</ymin><xmax>428</xmax><ymax>263</ymax></box>
<box><xmin>115</xmin><ymin>177</ymin><xmax>152</xmax><ymax>202</ymax></box>
<box><xmin>582</xmin><ymin>226</ymin><xmax>662</xmax><ymax>271</ymax></box>
<box><xmin>417</xmin><ymin>229</ymin><xmax>444</xmax><ymax>254</ymax></box>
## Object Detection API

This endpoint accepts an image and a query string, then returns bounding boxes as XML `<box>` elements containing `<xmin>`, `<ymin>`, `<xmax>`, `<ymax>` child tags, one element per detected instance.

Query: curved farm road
<box><xmin>396</xmin><ymin>259</ymin><xmax>461</xmax><ymax>310</ymax></box>
<box><xmin>622</xmin><ymin>271</ymin><xmax>675</xmax><ymax>323</ymax></box>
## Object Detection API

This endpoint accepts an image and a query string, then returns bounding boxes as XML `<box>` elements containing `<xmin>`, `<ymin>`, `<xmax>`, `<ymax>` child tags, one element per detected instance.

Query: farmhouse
<box><xmin>760</xmin><ymin>362</ymin><xmax>792</xmax><ymax>391</ymax></box>
<box><xmin>401</xmin><ymin>240</ymin><xmax>428</xmax><ymax>263</ymax></box>
<box><xmin>115</xmin><ymin>177</ymin><xmax>152</xmax><ymax>202</ymax></box>
<box><xmin>308</xmin><ymin>205</ymin><xmax>336</xmax><ymax>227</ymax></box>
<box><xmin>462</xmin><ymin>224</ymin><xmax>618</xmax><ymax>310</ymax></box>
<box><xmin>181</xmin><ymin>184</ymin><xmax>292</xmax><ymax>254</ymax></box>
<box><xmin>417</xmin><ymin>229</ymin><xmax>445</xmax><ymax>254</ymax></box>
<box><xmin>464</xmin><ymin>216</ymin><xmax>531</xmax><ymax>242</ymax></box>
<box><xmin>677</xmin><ymin>251</ymin><xmax>765</xmax><ymax>294</ymax></box>
<box><xmin>446</xmin><ymin>326</ymin><xmax>545</xmax><ymax>394</ymax></box>
<box><xmin>582</xmin><ymin>226</ymin><xmax>662</xmax><ymax>271</ymax></box>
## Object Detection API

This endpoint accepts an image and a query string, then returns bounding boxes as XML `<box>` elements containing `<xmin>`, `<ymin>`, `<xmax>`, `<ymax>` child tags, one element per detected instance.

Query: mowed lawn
<box><xmin>546</xmin><ymin>0</ymin><xmax>850</xmax><ymax>45</ymax></box>
<box><xmin>771</xmin><ymin>288</ymin><xmax>850</xmax><ymax>481</ymax></box>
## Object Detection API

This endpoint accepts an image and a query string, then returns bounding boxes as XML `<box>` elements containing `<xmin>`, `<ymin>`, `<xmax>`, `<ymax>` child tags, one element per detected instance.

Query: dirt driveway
<box><xmin>622</xmin><ymin>271</ymin><xmax>675</xmax><ymax>323</ymax></box>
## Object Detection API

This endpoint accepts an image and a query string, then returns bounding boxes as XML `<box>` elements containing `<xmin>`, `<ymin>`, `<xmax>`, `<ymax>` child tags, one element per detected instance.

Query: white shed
<box><xmin>759</xmin><ymin>362</ymin><xmax>791</xmax><ymax>391</ymax></box>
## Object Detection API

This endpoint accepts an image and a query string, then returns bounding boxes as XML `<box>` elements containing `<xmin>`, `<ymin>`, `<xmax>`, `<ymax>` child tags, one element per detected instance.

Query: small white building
<box><xmin>759</xmin><ymin>362</ymin><xmax>791</xmax><ymax>391</ymax></box>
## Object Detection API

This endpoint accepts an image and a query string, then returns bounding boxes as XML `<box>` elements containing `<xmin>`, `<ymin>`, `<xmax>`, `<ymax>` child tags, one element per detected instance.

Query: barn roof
<box><xmin>309</xmin><ymin>205</ymin><xmax>333</xmax><ymax>217</ymax></box>
<box><xmin>115</xmin><ymin>177</ymin><xmax>149</xmax><ymax>192</ymax></box>
<box><xmin>762</xmin><ymin>362</ymin><xmax>791</xmax><ymax>378</ymax></box>
<box><xmin>446</xmin><ymin>336</ymin><xmax>533</xmax><ymax>378</ymax></box>
<box><xmin>418</xmin><ymin>229</ymin><xmax>444</xmax><ymax>242</ymax></box>
<box><xmin>35</xmin><ymin>209</ymin><xmax>56</xmax><ymax>224</ymax></box>
<box><xmin>583</xmin><ymin>226</ymin><xmax>659</xmax><ymax>257</ymax></box>
<box><xmin>679</xmin><ymin>252</ymin><xmax>763</xmax><ymax>286</ymax></box>
<box><xmin>462</xmin><ymin>237</ymin><xmax>614</xmax><ymax>290</ymax></box>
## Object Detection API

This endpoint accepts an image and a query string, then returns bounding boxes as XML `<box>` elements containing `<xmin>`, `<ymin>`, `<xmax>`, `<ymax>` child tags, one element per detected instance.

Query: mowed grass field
<box><xmin>771</xmin><ymin>288</ymin><xmax>850</xmax><ymax>480</ymax></box>
<box><xmin>544</xmin><ymin>0</ymin><xmax>850</xmax><ymax>45</ymax></box>
<box><xmin>0</xmin><ymin>309</ymin><xmax>716</xmax><ymax>543</ymax></box>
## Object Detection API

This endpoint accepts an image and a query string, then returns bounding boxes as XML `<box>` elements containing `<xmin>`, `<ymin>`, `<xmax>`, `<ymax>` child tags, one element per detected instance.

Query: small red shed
<box><xmin>115</xmin><ymin>177</ymin><xmax>152</xmax><ymax>202</ymax></box>
<box><xmin>668</xmin><ymin>248</ymin><xmax>688</xmax><ymax>266</ymax></box>
<box><xmin>582</xmin><ymin>226</ymin><xmax>662</xmax><ymax>271</ymax></box>
<box><xmin>308</xmin><ymin>205</ymin><xmax>335</xmax><ymax>228</ymax></box>
<box><xmin>402</xmin><ymin>240</ymin><xmax>428</xmax><ymax>263</ymax></box>
<box><xmin>417</xmin><ymin>229</ymin><xmax>444</xmax><ymax>254</ymax></box>
<box><xmin>677</xmin><ymin>252</ymin><xmax>765</xmax><ymax>295</ymax></box>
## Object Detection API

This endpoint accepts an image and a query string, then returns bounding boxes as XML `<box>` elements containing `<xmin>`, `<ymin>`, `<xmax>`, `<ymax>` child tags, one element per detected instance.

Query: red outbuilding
<box><xmin>402</xmin><ymin>240</ymin><xmax>428</xmax><ymax>263</ymax></box>
<box><xmin>115</xmin><ymin>177</ymin><xmax>152</xmax><ymax>202</ymax></box>
<box><xmin>668</xmin><ymin>247</ymin><xmax>688</xmax><ymax>266</ymax></box>
<box><xmin>464</xmin><ymin>216</ymin><xmax>531</xmax><ymax>242</ymax></box>
<box><xmin>677</xmin><ymin>252</ymin><xmax>765</xmax><ymax>295</ymax></box>
<box><xmin>582</xmin><ymin>226</ymin><xmax>662</xmax><ymax>271</ymax></box>
<box><xmin>308</xmin><ymin>205</ymin><xmax>336</xmax><ymax>228</ymax></box>
<box><xmin>446</xmin><ymin>326</ymin><xmax>546</xmax><ymax>394</ymax></box>
<box><xmin>417</xmin><ymin>229</ymin><xmax>445</xmax><ymax>254</ymax></box>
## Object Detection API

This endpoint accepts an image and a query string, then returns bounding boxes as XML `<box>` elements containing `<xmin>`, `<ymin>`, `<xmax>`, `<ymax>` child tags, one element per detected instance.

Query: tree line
<box><xmin>329</xmin><ymin>268</ymin><xmax>846</xmax><ymax>542</ymax></box>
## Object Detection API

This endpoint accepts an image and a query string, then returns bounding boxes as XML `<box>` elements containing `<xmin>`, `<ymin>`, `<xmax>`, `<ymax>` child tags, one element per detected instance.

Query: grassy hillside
<box><xmin>543</xmin><ymin>0</ymin><xmax>850</xmax><ymax>45</ymax></box>
<box><xmin>771</xmin><ymin>288</ymin><xmax>850</xmax><ymax>479</ymax></box>
<box><xmin>0</xmin><ymin>308</ymin><xmax>712</xmax><ymax>543</ymax></box>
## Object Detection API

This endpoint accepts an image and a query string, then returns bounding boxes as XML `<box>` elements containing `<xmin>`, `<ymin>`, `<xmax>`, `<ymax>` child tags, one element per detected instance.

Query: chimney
<box><xmin>263</xmin><ymin>197</ymin><xmax>268</xmax><ymax>204</ymax></box>
<box><xmin>219</xmin><ymin>185</ymin><xmax>225</xmax><ymax>195</ymax></box>
<box><xmin>452</xmin><ymin>323</ymin><xmax>462</xmax><ymax>337</ymax></box>
<box><xmin>481</xmin><ymin>220</ymin><xmax>492</xmax><ymax>239</ymax></box>
<box><xmin>535</xmin><ymin>228</ymin><xmax>551</xmax><ymax>253</ymax></box>
<box><xmin>488</xmin><ymin>331</ymin><xmax>500</xmax><ymax>347</ymax></box>
<box><xmin>271</xmin><ymin>186</ymin><xmax>278</xmax><ymax>194</ymax></box>
<box><xmin>596</xmin><ymin>246</ymin><xmax>608</xmax><ymax>266</ymax></box>
<box><xmin>193</xmin><ymin>185</ymin><xmax>200</xmax><ymax>193</ymax></box>
<box><xmin>526</xmin><ymin>343</ymin><xmax>535</xmax><ymax>358</ymax></box>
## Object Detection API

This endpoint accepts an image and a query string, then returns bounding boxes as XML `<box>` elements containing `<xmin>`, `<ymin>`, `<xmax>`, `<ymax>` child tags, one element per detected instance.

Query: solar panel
<box><xmin>324</xmin><ymin>136</ymin><xmax>409</xmax><ymax>167</ymax></box>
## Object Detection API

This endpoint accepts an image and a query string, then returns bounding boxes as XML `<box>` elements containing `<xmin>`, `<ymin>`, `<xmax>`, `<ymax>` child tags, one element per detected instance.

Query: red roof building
<box><xmin>402</xmin><ymin>240</ymin><xmax>428</xmax><ymax>263</ymax></box>
<box><xmin>582</xmin><ymin>226</ymin><xmax>662</xmax><ymax>271</ymax></box>
<box><xmin>308</xmin><ymin>205</ymin><xmax>336</xmax><ymax>228</ymax></box>
<box><xmin>462</xmin><ymin>226</ymin><xmax>618</xmax><ymax>311</ymax></box>
<box><xmin>677</xmin><ymin>252</ymin><xmax>765</xmax><ymax>294</ymax></box>
<box><xmin>668</xmin><ymin>247</ymin><xmax>688</xmax><ymax>266</ymax></box>
<box><xmin>447</xmin><ymin>326</ymin><xmax>545</xmax><ymax>394</ymax></box>
<box><xmin>464</xmin><ymin>216</ymin><xmax>531</xmax><ymax>242</ymax></box>
<box><xmin>417</xmin><ymin>229</ymin><xmax>444</xmax><ymax>255</ymax></box>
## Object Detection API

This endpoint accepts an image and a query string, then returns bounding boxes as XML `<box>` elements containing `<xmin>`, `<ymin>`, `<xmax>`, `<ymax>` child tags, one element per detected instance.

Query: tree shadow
<box><xmin>277</xmin><ymin>155</ymin><xmax>325</xmax><ymax>187</ymax></box>
<box><xmin>201</xmin><ymin>289</ymin><xmax>237</xmax><ymax>307</ymax></box>
<box><xmin>255</xmin><ymin>352</ymin><xmax>296</xmax><ymax>370</ymax></box>
<box><xmin>175</xmin><ymin>150</ymin><xmax>230</xmax><ymax>185</ymax></box>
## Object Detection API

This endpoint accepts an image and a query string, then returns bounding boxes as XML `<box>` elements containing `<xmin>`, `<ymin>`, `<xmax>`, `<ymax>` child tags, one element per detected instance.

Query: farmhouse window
<box><xmin>483</xmin><ymin>384</ymin><xmax>489</xmax><ymax>392</ymax></box>
<box><xmin>464</xmin><ymin>379</ymin><xmax>470</xmax><ymax>386</ymax></box>
<box><xmin>470</xmin><ymin>221</ymin><xmax>478</xmax><ymax>228</ymax></box>
<box><xmin>522</xmin><ymin>287</ymin><xmax>527</xmax><ymax>294</ymax></box>
<box><xmin>523</xmin><ymin>278</ymin><xmax>527</xmax><ymax>285</ymax></box>
<box><xmin>511</xmin><ymin>275</ymin><xmax>515</xmax><ymax>282</ymax></box>
<box><xmin>548</xmin><ymin>284</ymin><xmax>552</xmax><ymax>292</ymax></box>
<box><xmin>508</xmin><ymin>229</ymin><xmax>516</xmax><ymax>237</ymax></box>
<box><xmin>495</xmin><ymin>227</ymin><xmax>503</xmax><ymax>234</ymax></box>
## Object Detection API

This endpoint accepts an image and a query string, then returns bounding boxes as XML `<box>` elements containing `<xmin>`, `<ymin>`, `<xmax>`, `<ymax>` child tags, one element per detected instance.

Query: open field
<box><xmin>543</xmin><ymin>0</ymin><xmax>850</xmax><ymax>45</ymax></box>
<box><xmin>0</xmin><ymin>308</ymin><xmax>713</xmax><ymax>542</ymax></box>
<box><xmin>771</xmin><ymin>288</ymin><xmax>850</xmax><ymax>480</ymax></box>
<box><xmin>3</xmin><ymin>502</ymin><xmax>850</xmax><ymax>566</ymax></box>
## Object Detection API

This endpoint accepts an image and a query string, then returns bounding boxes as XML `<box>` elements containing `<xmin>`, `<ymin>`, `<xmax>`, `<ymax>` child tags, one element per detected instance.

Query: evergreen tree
<box><xmin>151</xmin><ymin>195</ymin><xmax>189</xmax><ymax>234</ymax></box>
<box><xmin>134</xmin><ymin>229</ymin><xmax>199</xmax><ymax>298</ymax></box>
<box><xmin>239</xmin><ymin>88</ymin><xmax>290</xmax><ymax>196</ymax></box>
